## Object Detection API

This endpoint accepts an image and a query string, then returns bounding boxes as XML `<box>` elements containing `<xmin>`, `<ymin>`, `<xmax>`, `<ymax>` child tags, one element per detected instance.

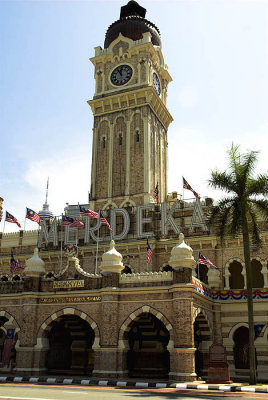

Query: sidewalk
<box><xmin>0</xmin><ymin>375</ymin><xmax>268</xmax><ymax>393</ymax></box>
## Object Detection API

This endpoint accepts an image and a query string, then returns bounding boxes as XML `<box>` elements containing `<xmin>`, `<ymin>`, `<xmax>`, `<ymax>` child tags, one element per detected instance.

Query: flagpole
<box><xmin>95</xmin><ymin>210</ymin><xmax>100</xmax><ymax>275</ymax></box>
<box><xmin>182</xmin><ymin>177</ymin><xmax>185</xmax><ymax>232</ymax></box>
<box><xmin>23</xmin><ymin>208</ymin><xmax>27</xmax><ymax>231</ymax></box>
<box><xmin>60</xmin><ymin>214</ymin><xmax>63</xmax><ymax>268</ymax></box>
<box><xmin>3</xmin><ymin>218</ymin><xmax>5</xmax><ymax>234</ymax></box>
<box><xmin>197</xmin><ymin>252</ymin><xmax>200</xmax><ymax>280</ymax></box>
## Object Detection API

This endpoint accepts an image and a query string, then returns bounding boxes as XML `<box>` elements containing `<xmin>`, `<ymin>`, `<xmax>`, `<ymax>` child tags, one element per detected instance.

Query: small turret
<box><xmin>168</xmin><ymin>233</ymin><xmax>196</xmax><ymax>270</ymax></box>
<box><xmin>24</xmin><ymin>248</ymin><xmax>46</xmax><ymax>277</ymax></box>
<box><xmin>99</xmin><ymin>240</ymin><xmax>124</xmax><ymax>274</ymax></box>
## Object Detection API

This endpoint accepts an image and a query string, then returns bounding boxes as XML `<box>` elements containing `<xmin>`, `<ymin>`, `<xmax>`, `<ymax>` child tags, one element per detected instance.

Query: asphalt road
<box><xmin>0</xmin><ymin>384</ymin><xmax>267</xmax><ymax>400</ymax></box>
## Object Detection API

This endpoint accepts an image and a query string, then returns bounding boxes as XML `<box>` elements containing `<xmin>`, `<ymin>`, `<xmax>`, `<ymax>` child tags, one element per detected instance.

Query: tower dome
<box><xmin>104</xmin><ymin>1</ymin><xmax>161</xmax><ymax>49</ymax></box>
<box><xmin>39</xmin><ymin>178</ymin><xmax>54</xmax><ymax>220</ymax></box>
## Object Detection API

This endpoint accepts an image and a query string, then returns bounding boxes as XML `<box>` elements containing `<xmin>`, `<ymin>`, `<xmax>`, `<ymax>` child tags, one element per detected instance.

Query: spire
<box><xmin>45</xmin><ymin>177</ymin><xmax>49</xmax><ymax>207</ymax></box>
<box><xmin>39</xmin><ymin>177</ymin><xmax>54</xmax><ymax>220</ymax></box>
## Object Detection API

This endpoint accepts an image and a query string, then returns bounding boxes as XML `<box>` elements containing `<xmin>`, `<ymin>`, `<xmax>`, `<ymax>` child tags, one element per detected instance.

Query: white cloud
<box><xmin>2</xmin><ymin>145</ymin><xmax>91</xmax><ymax>233</ymax></box>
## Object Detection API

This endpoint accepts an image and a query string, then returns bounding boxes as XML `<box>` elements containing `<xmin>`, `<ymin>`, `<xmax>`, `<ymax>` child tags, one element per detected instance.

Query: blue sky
<box><xmin>1</xmin><ymin>0</ymin><xmax>268</xmax><ymax>232</ymax></box>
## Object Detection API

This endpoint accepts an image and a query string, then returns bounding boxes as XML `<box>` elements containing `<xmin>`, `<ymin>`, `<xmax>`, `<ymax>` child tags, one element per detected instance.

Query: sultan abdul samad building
<box><xmin>0</xmin><ymin>1</ymin><xmax>268</xmax><ymax>382</ymax></box>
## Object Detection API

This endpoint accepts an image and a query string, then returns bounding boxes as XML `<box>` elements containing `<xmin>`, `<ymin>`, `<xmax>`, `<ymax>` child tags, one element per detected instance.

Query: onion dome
<box><xmin>24</xmin><ymin>248</ymin><xmax>46</xmax><ymax>277</ymax></box>
<box><xmin>99</xmin><ymin>240</ymin><xmax>124</xmax><ymax>274</ymax></box>
<box><xmin>168</xmin><ymin>233</ymin><xmax>196</xmax><ymax>270</ymax></box>
<box><xmin>104</xmin><ymin>1</ymin><xmax>161</xmax><ymax>49</ymax></box>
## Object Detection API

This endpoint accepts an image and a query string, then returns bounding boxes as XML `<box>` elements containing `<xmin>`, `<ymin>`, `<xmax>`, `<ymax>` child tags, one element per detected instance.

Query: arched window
<box><xmin>1</xmin><ymin>276</ymin><xmax>8</xmax><ymax>282</ymax></box>
<box><xmin>251</xmin><ymin>259</ymin><xmax>264</xmax><ymax>288</ymax></box>
<box><xmin>121</xmin><ymin>265</ymin><xmax>132</xmax><ymax>275</ymax></box>
<box><xmin>196</xmin><ymin>264</ymin><xmax>208</xmax><ymax>284</ymax></box>
<box><xmin>135</xmin><ymin>130</ymin><xmax>140</xmax><ymax>143</ymax></box>
<box><xmin>46</xmin><ymin>272</ymin><xmax>54</xmax><ymax>279</ymax></box>
<box><xmin>102</xmin><ymin>137</ymin><xmax>106</xmax><ymax>149</ymax></box>
<box><xmin>13</xmin><ymin>275</ymin><xmax>20</xmax><ymax>281</ymax></box>
<box><xmin>229</xmin><ymin>261</ymin><xmax>244</xmax><ymax>289</ymax></box>
<box><xmin>119</xmin><ymin>133</ymin><xmax>122</xmax><ymax>146</ymax></box>
<box><xmin>162</xmin><ymin>264</ymin><xmax>173</xmax><ymax>272</ymax></box>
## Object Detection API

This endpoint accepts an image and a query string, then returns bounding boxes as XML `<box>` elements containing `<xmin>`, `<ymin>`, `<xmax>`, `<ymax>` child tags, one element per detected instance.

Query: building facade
<box><xmin>0</xmin><ymin>1</ymin><xmax>268</xmax><ymax>382</ymax></box>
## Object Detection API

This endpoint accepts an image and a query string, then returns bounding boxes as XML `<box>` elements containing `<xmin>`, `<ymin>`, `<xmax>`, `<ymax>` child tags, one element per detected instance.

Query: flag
<box><xmin>198</xmin><ymin>252</ymin><xmax>214</xmax><ymax>266</ymax></box>
<box><xmin>10</xmin><ymin>253</ymin><xmax>24</xmax><ymax>274</ymax></box>
<box><xmin>182</xmin><ymin>177</ymin><xmax>200</xmax><ymax>199</ymax></box>
<box><xmin>5</xmin><ymin>211</ymin><xmax>21</xmax><ymax>228</ymax></box>
<box><xmin>99</xmin><ymin>211</ymin><xmax>114</xmax><ymax>233</ymax></box>
<box><xmin>147</xmin><ymin>239</ymin><xmax>153</xmax><ymax>264</ymax></box>
<box><xmin>254</xmin><ymin>324</ymin><xmax>265</xmax><ymax>339</ymax></box>
<box><xmin>154</xmin><ymin>182</ymin><xmax>159</xmax><ymax>203</ymax></box>
<box><xmin>62</xmin><ymin>216</ymin><xmax>84</xmax><ymax>229</ymax></box>
<box><xmin>26</xmin><ymin>208</ymin><xmax>41</xmax><ymax>224</ymax></box>
<box><xmin>79</xmin><ymin>206</ymin><xmax>99</xmax><ymax>218</ymax></box>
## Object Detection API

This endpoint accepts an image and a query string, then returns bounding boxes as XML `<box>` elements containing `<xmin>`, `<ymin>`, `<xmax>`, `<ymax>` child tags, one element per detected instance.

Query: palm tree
<box><xmin>208</xmin><ymin>144</ymin><xmax>268</xmax><ymax>385</ymax></box>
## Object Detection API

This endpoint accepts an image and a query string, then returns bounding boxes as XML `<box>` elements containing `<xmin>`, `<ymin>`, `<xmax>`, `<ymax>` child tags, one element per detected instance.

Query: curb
<box><xmin>0</xmin><ymin>376</ymin><xmax>267</xmax><ymax>393</ymax></box>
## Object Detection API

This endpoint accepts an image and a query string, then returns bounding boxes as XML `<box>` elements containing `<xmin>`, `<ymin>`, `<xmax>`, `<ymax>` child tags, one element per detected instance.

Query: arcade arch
<box><xmin>37</xmin><ymin>308</ymin><xmax>100</xmax><ymax>375</ymax></box>
<box><xmin>119</xmin><ymin>306</ymin><xmax>173</xmax><ymax>378</ymax></box>
<box><xmin>0</xmin><ymin>312</ymin><xmax>20</xmax><ymax>369</ymax></box>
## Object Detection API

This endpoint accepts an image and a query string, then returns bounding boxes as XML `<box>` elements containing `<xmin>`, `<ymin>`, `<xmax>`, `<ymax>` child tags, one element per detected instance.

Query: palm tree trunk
<box><xmin>241</xmin><ymin>208</ymin><xmax>257</xmax><ymax>385</ymax></box>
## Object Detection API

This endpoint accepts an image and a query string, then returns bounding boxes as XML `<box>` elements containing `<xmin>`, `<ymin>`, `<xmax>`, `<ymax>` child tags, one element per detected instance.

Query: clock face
<box><xmin>111</xmin><ymin>65</ymin><xmax>133</xmax><ymax>86</ymax></box>
<box><xmin>153</xmin><ymin>72</ymin><xmax>161</xmax><ymax>95</ymax></box>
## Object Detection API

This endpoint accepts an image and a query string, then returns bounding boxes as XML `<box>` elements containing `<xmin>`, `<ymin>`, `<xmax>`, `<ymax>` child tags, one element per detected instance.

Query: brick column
<box><xmin>169</xmin><ymin>293</ymin><xmax>196</xmax><ymax>381</ymax></box>
<box><xmin>92</xmin><ymin>292</ymin><xmax>120</xmax><ymax>378</ymax></box>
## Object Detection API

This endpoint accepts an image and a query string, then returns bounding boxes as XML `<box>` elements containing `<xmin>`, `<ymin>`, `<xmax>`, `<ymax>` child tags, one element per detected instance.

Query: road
<box><xmin>0</xmin><ymin>384</ymin><xmax>267</xmax><ymax>400</ymax></box>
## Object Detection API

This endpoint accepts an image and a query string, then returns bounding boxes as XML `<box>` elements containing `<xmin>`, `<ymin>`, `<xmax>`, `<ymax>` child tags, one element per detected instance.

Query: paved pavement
<box><xmin>1</xmin><ymin>384</ymin><xmax>268</xmax><ymax>400</ymax></box>
<box><xmin>0</xmin><ymin>376</ymin><xmax>268</xmax><ymax>394</ymax></box>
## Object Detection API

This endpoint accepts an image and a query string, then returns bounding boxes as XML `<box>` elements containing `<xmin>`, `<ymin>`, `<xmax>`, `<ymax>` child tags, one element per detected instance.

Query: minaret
<box><xmin>39</xmin><ymin>178</ymin><xmax>54</xmax><ymax>220</ymax></box>
<box><xmin>88</xmin><ymin>0</ymin><xmax>173</xmax><ymax>211</ymax></box>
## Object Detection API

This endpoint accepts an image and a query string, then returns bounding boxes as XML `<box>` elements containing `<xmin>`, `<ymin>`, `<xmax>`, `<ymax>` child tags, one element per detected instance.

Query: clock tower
<box><xmin>88</xmin><ymin>1</ymin><xmax>173</xmax><ymax>210</ymax></box>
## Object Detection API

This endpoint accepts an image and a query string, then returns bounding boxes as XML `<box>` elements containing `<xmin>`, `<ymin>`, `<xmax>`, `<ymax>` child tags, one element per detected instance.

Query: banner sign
<box><xmin>38</xmin><ymin>200</ymin><xmax>208</xmax><ymax>247</ymax></box>
<box><xmin>53</xmin><ymin>280</ymin><xmax>84</xmax><ymax>289</ymax></box>
<box><xmin>40</xmin><ymin>296</ymin><xmax>101</xmax><ymax>304</ymax></box>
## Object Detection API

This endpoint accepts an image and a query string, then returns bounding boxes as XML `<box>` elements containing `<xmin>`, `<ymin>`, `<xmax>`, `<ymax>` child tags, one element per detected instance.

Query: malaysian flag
<box><xmin>79</xmin><ymin>206</ymin><xmax>99</xmax><ymax>218</ymax></box>
<box><xmin>147</xmin><ymin>239</ymin><xmax>153</xmax><ymax>264</ymax></box>
<box><xmin>198</xmin><ymin>252</ymin><xmax>214</xmax><ymax>266</ymax></box>
<box><xmin>10</xmin><ymin>253</ymin><xmax>24</xmax><ymax>274</ymax></box>
<box><xmin>26</xmin><ymin>208</ymin><xmax>41</xmax><ymax>224</ymax></box>
<box><xmin>99</xmin><ymin>211</ymin><xmax>114</xmax><ymax>233</ymax></box>
<box><xmin>154</xmin><ymin>182</ymin><xmax>159</xmax><ymax>203</ymax></box>
<box><xmin>5</xmin><ymin>211</ymin><xmax>21</xmax><ymax>228</ymax></box>
<box><xmin>62</xmin><ymin>216</ymin><xmax>84</xmax><ymax>229</ymax></box>
<box><xmin>182</xmin><ymin>177</ymin><xmax>200</xmax><ymax>199</ymax></box>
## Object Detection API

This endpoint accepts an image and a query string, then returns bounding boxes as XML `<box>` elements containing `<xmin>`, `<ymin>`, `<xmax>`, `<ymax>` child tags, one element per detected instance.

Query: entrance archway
<box><xmin>126</xmin><ymin>312</ymin><xmax>170</xmax><ymax>378</ymax></box>
<box><xmin>233</xmin><ymin>326</ymin><xmax>249</xmax><ymax>369</ymax></box>
<box><xmin>45</xmin><ymin>315</ymin><xmax>95</xmax><ymax>375</ymax></box>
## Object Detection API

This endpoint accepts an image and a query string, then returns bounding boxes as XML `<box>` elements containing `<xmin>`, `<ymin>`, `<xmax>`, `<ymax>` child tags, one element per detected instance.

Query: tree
<box><xmin>208</xmin><ymin>144</ymin><xmax>268</xmax><ymax>384</ymax></box>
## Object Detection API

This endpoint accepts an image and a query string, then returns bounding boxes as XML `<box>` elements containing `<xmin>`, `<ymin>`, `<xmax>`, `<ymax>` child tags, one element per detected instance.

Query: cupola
<box><xmin>168</xmin><ymin>233</ymin><xmax>196</xmax><ymax>270</ymax></box>
<box><xmin>24</xmin><ymin>248</ymin><xmax>46</xmax><ymax>277</ymax></box>
<box><xmin>99</xmin><ymin>240</ymin><xmax>124</xmax><ymax>274</ymax></box>
<box><xmin>104</xmin><ymin>1</ymin><xmax>161</xmax><ymax>48</ymax></box>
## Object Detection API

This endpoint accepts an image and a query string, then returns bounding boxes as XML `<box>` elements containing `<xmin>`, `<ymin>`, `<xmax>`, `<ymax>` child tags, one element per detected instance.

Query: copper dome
<box><xmin>104</xmin><ymin>1</ymin><xmax>161</xmax><ymax>49</ymax></box>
